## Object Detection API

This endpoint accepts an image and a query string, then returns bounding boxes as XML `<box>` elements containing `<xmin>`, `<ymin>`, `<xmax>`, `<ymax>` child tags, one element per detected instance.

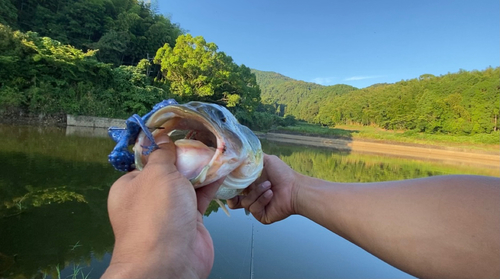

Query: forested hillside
<box><xmin>0</xmin><ymin>0</ymin><xmax>287</xmax><ymax>130</ymax></box>
<box><xmin>0</xmin><ymin>23</ymin><xmax>168</xmax><ymax>118</ymax></box>
<box><xmin>1</xmin><ymin>0</ymin><xmax>182</xmax><ymax>65</ymax></box>
<box><xmin>252</xmin><ymin>69</ymin><xmax>358</xmax><ymax>122</ymax></box>
<box><xmin>315</xmin><ymin>68</ymin><xmax>499</xmax><ymax>135</ymax></box>
<box><xmin>0</xmin><ymin>0</ymin><xmax>184</xmax><ymax>118</ymax></box>
<box><xmin>253</xmin><ymin>68</ymin><xmax>499</xmax><ymax>135</ymax></box>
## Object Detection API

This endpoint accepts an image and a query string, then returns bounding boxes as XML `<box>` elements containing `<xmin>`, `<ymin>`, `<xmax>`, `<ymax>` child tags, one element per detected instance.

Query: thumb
<box><xmin>144</xmin><ymin>133</ymin><xmax>177</xmax><ymax>169</ymax></box>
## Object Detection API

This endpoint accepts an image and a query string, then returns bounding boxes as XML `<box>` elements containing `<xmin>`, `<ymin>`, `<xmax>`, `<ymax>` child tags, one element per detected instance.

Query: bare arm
<box><xmin>229</xmin><ymin>155</ymin><xmax>500</xmax><ymax>278</ymax></box>
<box><xmin>297</xmin><ymin>174</ymin><xmax>500</xmax><ymax>278</ymax></box>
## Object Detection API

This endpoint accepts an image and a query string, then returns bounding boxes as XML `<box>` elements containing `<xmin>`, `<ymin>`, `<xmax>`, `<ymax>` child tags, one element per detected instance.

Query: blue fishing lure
<box><xmin>107</xmin><ymin>99</ymin><xmax>178</xmax><ymax>172</ymax></box>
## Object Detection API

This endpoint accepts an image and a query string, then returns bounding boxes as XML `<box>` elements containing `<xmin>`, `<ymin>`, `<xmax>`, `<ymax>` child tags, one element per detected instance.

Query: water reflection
<box><xmin>0</xmin><ymin>124</ymin><xmax>495</xmax><ymax>278</ymax></box>
<box><xmin>0</xmin><ymin>125</ymin><xmax>118</xmax><ymax>278</ymax></box>
<box><xmin>262</xmin><ymin>140</ymin><xmax>497</xmax><ymax>180</ymax></box>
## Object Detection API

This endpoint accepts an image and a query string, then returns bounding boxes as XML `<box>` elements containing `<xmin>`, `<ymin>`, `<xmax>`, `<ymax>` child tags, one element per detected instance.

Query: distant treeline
<box><xmin>255</xmin><ymin>68</ymin><xmax>500</xmax><ymax>135</ymax></box>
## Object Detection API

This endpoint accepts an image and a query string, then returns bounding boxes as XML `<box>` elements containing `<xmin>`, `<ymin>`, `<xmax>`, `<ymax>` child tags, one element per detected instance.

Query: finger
<box><xmin>143</xmin><ymin>133</ymin><xmax>178</xmax><ymax>174</ymax></box>
<box><xmin>249</xmin><ymin>189</ymin><xmax>273</xmax><ymax>221</ymax></box>
<box><xmin>263</xmin><ymin>153</ymin><xmax>276</xmax><ymax>166</ymax></box>
<box><xmin>108</xmin><ymin>171</ymin><xmax>140</xmax><ymax>200</ymax></box>
<box><xmin>114</xmin><ymin>170</ymin><xmax>140</xmax><ymax>184</ymax></box>
<box><xmin>196</xmin><ymin>177</ymin><xmax>225</xmax><ymax>214</ymax></box>
<box><xmin>227</xmin><ymin>195</ymin><xmax>242</xmax><ymax>209</ymax></box>
<box><xmin>241</xmin><ymin>181</ymin><xmax>272</xmax><ymax>209</ymax></box>
<box><xmin>227</xmin><ymin>180</ymin><xmax>269</xmax><ymax>209</ymax></box>
<box><xmin>108</xmin><ymin>171</ymin><xmax>140</xmax><ymax>212</ymax></box>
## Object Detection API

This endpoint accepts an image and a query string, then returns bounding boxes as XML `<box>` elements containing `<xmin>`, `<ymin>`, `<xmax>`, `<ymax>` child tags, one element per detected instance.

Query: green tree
<box><xmin>154</xmin><ymin>34</ymin><xmax>260</xmax><ymax>112</ymax></box>
<box><xmin>0</xmin><ymin>0</ymin><xmax>17</xmax><ymax>27</ymax></box>
<box><xmin>5</xmin><ymin>0</ymin><xmax>183</xmax><ymax>67</ymax></box>
<box><xmin>0</xmin><ymin>25</ymin><xmax>169</xmax><ymax>118</ymax></box>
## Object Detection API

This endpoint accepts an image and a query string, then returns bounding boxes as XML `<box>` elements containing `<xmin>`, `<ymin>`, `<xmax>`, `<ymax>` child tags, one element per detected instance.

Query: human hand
<box><xmin>102</xmin><ymin>134</ymin><xmax>223</xmax><ymax>279</ymax></box>
<box><xmin>227</xmin><ymin>154</ymin><xmax>299</xmax><ymax>224</ymax></box>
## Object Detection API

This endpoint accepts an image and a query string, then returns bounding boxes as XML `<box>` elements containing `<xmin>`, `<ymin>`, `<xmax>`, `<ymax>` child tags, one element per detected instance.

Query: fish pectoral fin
<box><xmin>190</xmin><ymin>165</ymin><xmax>210</xmax><ymax>185</ymax></box>
<box><xmin>215</xmin><ymin>199</ymin><xmax>230</xmax><ymax>217</ymax></box>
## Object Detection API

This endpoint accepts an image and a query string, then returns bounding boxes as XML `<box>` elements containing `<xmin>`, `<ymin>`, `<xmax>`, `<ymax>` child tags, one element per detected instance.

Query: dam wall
<box><xmin>67</xmin><ymin>115</ymin><xmax>125</xmax><ymax>128</ymax></box>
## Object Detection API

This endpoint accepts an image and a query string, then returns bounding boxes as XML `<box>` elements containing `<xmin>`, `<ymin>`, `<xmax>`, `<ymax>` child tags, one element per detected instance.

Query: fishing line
<box><xmin>250</xmin><ymin>222</ymin><xmax>255</xmax><ymax>279</ymax></box>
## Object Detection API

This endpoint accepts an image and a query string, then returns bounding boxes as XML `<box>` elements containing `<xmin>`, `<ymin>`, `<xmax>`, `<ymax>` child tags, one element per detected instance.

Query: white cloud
<box><xmin>311</xmin><ymin>77</ymin><xmax>337</xmax><ymax>85</ymax></box>
<box><xmin>344</xmin><ymin>75</ymin><xmax>385</xmax><ymax>81</ymax></box>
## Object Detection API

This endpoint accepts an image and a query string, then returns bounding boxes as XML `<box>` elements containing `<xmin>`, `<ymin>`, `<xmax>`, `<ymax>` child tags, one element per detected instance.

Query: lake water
<box><xmin>0</xmin><ymin>124</ymin><xmax>496</xmax><ymax>278</ymax></box>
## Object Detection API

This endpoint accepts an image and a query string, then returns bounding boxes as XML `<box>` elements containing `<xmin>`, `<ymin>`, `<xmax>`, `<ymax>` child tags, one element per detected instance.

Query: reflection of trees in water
<box><xmin>2</xmin><ymin>186</ymin><xmax>87</xmax><ymax>217</ymax></box>
<box><xmin>0</xmin><ymin>125</ymin><xmax>114</xmax><ymax>164</ymax></box>
<box><xmin>261</xmin><ymin>140</ymin><xmax>489</xmax><ymax>182</ymax></box>
<box><xmin>282</xmin><ymin>152</ymin><xmax>440</xmax><ymax>182</ymax></box>
<box><xmin>0</xmin><ymin>151</ymin><xmax>119</xmax><ymax>218</ymax></box>
<box><xmin>0</xmin><ymin>197</ymin><xmax>113</xmax><ymax>278</ymax></box>
<box><xmin>0</xmin><ymin>125</ymin><xmax>120</xmax><ymax>278</ymax></box>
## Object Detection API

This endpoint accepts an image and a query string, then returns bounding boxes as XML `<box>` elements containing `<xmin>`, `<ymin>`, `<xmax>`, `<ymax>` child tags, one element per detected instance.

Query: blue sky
<box><xmin>160</xmin><ymin>0</ymin><xmax>499</xmax><ymax>88</ymax></box>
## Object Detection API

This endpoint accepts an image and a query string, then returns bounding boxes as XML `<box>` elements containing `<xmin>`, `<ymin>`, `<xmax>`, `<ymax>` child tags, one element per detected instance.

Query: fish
<box><xmin>133</xmin><ymin>101</ymin><xmax>263</xmax><ymax>215</ymax></box>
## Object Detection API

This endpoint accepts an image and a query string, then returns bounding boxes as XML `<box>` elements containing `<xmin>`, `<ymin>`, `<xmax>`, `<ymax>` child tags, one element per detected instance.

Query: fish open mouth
<box><xmin>167</xmin><ymin>123</ymin><xmax>218</xmax><ymax>149</ymax></box>
<box><xmin>134</xmin><ymin>106</ymin><xmax>232</xmax><ymax>186</ymax></box>
<box><xmin>150</xmin><ymin>113</ymin><xmax>222</xmax><ymax>151</ymax></box>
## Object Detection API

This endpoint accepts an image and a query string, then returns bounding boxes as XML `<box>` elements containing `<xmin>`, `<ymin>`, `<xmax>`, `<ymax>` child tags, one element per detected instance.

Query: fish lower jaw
<box><xmin>221</xmin><ymin>173</ymin><xmax>260</xmax><ymax>190</ymax></box>
<box><xmin>214</xmin><ymin>187</ymin><xmax>244</xmax><ymax>200</ymax></box>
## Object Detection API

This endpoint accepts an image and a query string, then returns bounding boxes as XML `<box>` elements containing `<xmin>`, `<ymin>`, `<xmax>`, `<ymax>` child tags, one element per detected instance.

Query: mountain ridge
<box><xmin>251</xmin><ymin>69</ymin><xmax>359</xmax><ymax>122</ymax></box>
<box><xmin>250</xmin><ymin>67</ymin><xmax>499</xmax><ymax>135</ymax></box>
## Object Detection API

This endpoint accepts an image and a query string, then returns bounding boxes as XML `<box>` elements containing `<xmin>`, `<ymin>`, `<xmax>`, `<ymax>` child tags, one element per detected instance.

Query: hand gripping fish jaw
<box><xmin>107</xmin><ymin>99</ymin><xmax>264</xmax><ymax>216</ymax></box>
<box><xmin>107</xmin><ymin>99</ymin><xmax>179</xmax><ymax>172</ymax></box>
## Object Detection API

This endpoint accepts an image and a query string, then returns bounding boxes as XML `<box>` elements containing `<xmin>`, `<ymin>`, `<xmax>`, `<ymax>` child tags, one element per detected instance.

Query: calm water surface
<box><xmin>0</xmin><ymin>124</ymin><xmax>495</xmax><ymax>278</ymax></box>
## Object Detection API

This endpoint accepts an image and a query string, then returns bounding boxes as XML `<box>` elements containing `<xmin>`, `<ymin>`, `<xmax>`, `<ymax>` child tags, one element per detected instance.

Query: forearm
<box><xmin>295</xmin><ymin>174</ymin><xmax>500</xmax><ymax>278</ymax></box>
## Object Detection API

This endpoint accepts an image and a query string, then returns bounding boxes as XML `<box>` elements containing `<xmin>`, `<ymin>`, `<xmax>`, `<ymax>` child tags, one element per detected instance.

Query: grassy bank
<box><xmin>273</xmin><ymin>122</ymin><xmax>500</xmax><ymax>152</ymax></box>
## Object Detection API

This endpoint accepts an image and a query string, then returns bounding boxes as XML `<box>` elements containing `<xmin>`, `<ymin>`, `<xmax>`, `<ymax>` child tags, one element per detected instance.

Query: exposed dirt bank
<box><xmin>260</xmin><ymin>132</ymin><xmax>500</xmax><ymax>170</ymax></box>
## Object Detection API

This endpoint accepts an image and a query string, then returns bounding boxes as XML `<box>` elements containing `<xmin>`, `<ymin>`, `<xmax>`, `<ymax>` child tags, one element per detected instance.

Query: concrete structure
<box><xmin>67</xmin><ymin>115</ymin><xmax>125</xmax><ymax>128</ymax></box>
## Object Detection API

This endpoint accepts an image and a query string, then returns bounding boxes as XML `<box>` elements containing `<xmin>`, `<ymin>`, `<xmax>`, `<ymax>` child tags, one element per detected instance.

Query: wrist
<box><xmin>292</xmin><ymin>172</ymin><xmax>309</xmax><ymax>216</ymax></box>
<box><xmin>293</xmin><ymin>174</ymin><xmax>340</xmax><ymax>218</ymax></box>
<box><xmin>294</xmin><ymin>176</ymin><xmax>353</xmax><ymax>239</ymax></box>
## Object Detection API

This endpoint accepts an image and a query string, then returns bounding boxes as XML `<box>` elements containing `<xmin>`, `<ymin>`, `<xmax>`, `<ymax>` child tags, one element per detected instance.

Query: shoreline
<box><xmin>258</xmin><ymin>132</ymin><xmax>499</xmax><ymax>169</ymax></box>
<box><xmin>263</xmin><ymin>130</ymin><xmax>498</xmax><ymax>155</ymax></box>
<box><xmin>2</xmin><ymin>113</ymin><xmax>498</xmax><ymax>169</ymax></box>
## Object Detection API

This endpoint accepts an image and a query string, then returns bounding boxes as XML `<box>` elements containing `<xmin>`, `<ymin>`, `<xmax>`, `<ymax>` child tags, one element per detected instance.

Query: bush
<box><xmin>0</xmin><ymin>26</ymin><xmax>172</xmax><ymax>119</ymax></box>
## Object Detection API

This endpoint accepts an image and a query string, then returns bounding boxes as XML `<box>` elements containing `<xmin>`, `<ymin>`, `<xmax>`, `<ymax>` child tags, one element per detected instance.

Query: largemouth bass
<box><xmin>133</xmin><ymin>101</ymin><xmax>263</xmax><ymax>214</ymax></box>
